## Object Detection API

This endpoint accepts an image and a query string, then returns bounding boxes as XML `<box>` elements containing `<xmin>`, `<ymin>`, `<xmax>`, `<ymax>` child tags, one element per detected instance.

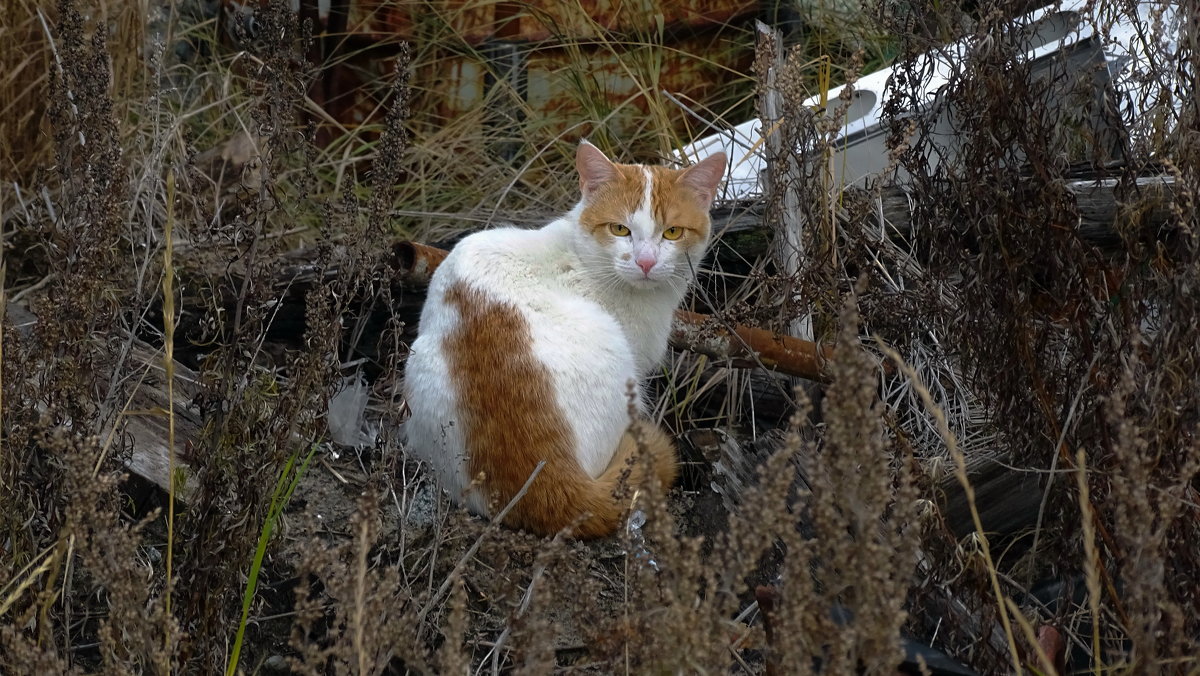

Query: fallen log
<box><xmin>391</xmin><ymin>241</ymin><xmax>835</xmax><ymax>382</ymax></box>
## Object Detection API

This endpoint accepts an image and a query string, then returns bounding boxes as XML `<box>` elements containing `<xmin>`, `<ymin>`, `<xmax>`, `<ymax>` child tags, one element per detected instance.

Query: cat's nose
<box><xmin>635</xmin><ymin>252</ymin><xmax>656</xmax><ymax>275</ymax></box>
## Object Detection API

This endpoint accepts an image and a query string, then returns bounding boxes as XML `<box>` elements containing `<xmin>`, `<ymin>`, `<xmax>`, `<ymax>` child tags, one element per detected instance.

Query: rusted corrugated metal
<box><xmin>375</xmin><ymin>30</ymin><xmax>753</xmax><ymax>139</ymax></box>
<box><xmin>346</xmin><ymin>1</ymin><xmax>493</xmax><ymax>43</ymax></box>
<box><xmin>523</xmin><ymin>32</ymin><xmax>753</xmax><ymax>133</ymax></box>
<box><xmin>226</xmin><ymin>0</ymin><xmax>759</xmax><ymax>144</ymax></box>
<box><xmin>342</xmin><ymin>0</ymin><xmax>759</xmax><ymax>44</ymax></box>
<box><xmin>343</xmin><ymin>1</ymin><xmax>413</xmax><ymax>40</ymax></box>
<box><xmin>504</xmin><ymin>0</ymin><xmax>759</xmax><ymax>42</ymax></box>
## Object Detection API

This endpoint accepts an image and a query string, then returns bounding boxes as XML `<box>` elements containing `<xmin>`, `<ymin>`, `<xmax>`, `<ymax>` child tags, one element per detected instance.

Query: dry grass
<box><xmin>2</xmin><ymin>0</ymin><xmax>1198</xmax><ymax>673</ymax></box>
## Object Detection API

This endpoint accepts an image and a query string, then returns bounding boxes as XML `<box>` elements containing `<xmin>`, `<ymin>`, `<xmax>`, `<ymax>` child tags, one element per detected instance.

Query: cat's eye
<box><xmin>662</xmin><ymin>226</ymin><xmax>684</xmax><ymax>241</ymax></box>
<box><xmin>608</xmin><ymin>223</ymin><xmax>631</xmax><ymax>237</ymax></box>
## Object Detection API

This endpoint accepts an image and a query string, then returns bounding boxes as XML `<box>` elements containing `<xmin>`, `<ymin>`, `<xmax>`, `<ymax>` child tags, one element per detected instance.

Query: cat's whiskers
<box><xmin>576</xmin><ymin>247</ymin><xmax>694</xmax><ymax>294</ymax></box>
<box><xmin>664</xmin><ymin>274</ymin><xmax>688</xmax><ymax>297</ymax></box>
<box><xmin>574</xmin><ymin>250</ymin><xmax>646</xmax><ymax>295</ymax></box>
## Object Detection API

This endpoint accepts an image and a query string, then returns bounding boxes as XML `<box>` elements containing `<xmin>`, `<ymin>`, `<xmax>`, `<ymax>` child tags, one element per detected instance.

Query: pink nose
<box><xmin>635</xmin><ymin>252</ymin><xmax>656</xmax><ymax>276</ymax></box>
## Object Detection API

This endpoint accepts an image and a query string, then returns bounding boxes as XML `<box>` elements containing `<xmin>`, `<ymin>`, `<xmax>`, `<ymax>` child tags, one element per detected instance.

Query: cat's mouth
<box><xmin>622</xmin><ymin>274</ymin><xmax>668</xmax><ymax>290</ymax></box>
<box><xmin>613</xmin><ymin>258</ymin><xmax>678</xmax><ymax>289</ymax></box>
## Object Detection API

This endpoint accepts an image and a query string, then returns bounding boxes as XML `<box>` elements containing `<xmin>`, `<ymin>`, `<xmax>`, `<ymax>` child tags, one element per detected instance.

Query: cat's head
<box><xmin>572</xmin><ymin>140</ymin><xmax>726</xmax><ymax>292</ymax></box>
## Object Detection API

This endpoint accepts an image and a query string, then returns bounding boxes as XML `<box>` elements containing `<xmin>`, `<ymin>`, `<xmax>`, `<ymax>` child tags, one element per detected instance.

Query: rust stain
<box><xmin>345</xmin><ymin>0</ymin><xmax>493</xmax><ymax>43</ymax></box>
<box><xmin>344</xmin><ymin>0</ymin><xmax>417</xmax><ymax>41</ymax></box>
<box><xmin>502</xmin><ymin>0</ymin><xmax>760</xmax><ymax>43</ymax></box>
<box><xmin>520</xmin><ymin>31</ymin><xmax>754</xmax><ymax>139</ymax></box>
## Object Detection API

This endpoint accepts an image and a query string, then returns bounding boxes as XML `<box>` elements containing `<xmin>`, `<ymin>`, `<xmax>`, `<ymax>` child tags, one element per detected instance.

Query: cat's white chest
<box><xmin>616</xmin><ymin>301</ymin><xmax>675</xmax><ymax>376</ymax></box>
<box><xmin>579</xmin><ymin>281</ymin><xmax>678</xmax><ymax>377</ymax></box>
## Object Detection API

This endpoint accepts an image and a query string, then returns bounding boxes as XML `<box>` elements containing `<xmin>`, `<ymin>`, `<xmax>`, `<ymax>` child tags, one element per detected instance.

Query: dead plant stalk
<box><xmin>876</xmin><ymin>341</ymin><xmax>1023</xmax><ymax>673</ymax></box>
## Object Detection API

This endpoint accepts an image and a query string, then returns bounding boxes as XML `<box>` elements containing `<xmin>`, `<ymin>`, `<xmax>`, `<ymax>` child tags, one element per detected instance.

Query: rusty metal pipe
<box><xmin>672</xmin><ymin>310</ymin><xmax>831</xmax><ymax>382</ymax></box>
<box><xmin>393</xmin><ymin>241</ymin><xmax>832</xmax><ymax>382</ymax></box>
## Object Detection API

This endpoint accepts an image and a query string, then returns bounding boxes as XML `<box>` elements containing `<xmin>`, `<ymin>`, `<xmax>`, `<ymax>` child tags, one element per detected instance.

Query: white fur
<box><xmin>403</xmin><ymin>164</ymin><xmax>712</xmax><ymax>516</ymax></box>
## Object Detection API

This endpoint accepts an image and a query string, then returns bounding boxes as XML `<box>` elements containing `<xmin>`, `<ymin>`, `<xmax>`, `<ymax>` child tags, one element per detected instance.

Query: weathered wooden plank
<box><xmin>6</xmin><ymin>303</ymin><xmax>201</xmax><ymax>500</ymax></box>
<box><xmin>121</xmin><ymin>341</ymin><xmax>202</xmax><ymax>500</ymax></box>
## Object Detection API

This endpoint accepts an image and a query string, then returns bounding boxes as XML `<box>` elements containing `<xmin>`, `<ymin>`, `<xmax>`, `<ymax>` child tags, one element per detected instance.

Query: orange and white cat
<box><xmin>402</xmin><ymin>141</ymin><xmax>726</xmax><ymax>538</ymax></box>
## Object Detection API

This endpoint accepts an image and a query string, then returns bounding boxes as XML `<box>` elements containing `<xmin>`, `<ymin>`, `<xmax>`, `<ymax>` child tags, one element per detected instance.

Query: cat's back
<box><xmin>409</xmin><ymin>224</ymin><xmax>572</xmax><ymax>359</ymax></box>
<box><xmin>404</xmin><ymin>223</ymin><xmax>637</xmax><ymax>506</ymax></box>
<box><xmin>432</xmin><ymin>222</ymin><xmax>573</xmax><ymax>296</ymax></box>
<box><xmin>421</xmin><ymin>222</ymin><xmax>620</xmax><ymax>352</ymax></box>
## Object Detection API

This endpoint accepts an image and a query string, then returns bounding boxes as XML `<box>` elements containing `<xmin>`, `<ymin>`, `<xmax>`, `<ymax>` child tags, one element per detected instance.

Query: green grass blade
<box><xmin>225</xmin><ymin>443</ymin><xmax>318</xmax><ymax>676</ymax></box>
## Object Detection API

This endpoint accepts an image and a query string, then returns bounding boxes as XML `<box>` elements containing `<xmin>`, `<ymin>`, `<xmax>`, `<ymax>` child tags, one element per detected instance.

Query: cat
<box><xmin>402</xmin><ymin>141</ymin><xmax>726</xmax><ymax>538</ymax></box>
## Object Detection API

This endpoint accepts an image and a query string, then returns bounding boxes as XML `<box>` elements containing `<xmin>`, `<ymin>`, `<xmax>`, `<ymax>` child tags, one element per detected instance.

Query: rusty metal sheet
<box><xmin>317</xmin><ymin>27</ymin><xmax>753</xmax><ymax>142</ymax></box>
<box><xmin>338</xmin><ymin>0</ymin><xmax>759</xmax><ymax>45</ymax></box>
<box><xmin>253</xmin><ymin>1</ymin><xmax>757</xmax><ymax>145</ymax></box>
<box><xmin>346</xmin><ymin>0</ymin><xmax>496</xmax><ymax>43</ymax></box>
<box><xmin>524</xmin><ymin>32</ymin><xmax>753</xmax><ymax>137</ymax></box>
<box><xmin>229</xmin><ymin>1</ymin><xmax>760</xmax><ymax>45</ymax></box>
<box><xmin>426</xmin><ymin>29</ymin><xmax>754</xmax><ymax>139</ymax></box>
<box><xmin>344</xmin><ymin>0</ymin><xmax>418</xmax><ymax>40</ymax></box>
<box><xmin>506</xmin><ymin>0</ymin><xmax>760</xmax><ymax>43</ymax></box>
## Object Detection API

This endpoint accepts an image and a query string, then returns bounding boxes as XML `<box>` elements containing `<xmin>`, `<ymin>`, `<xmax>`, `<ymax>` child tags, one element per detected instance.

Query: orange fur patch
<box><xmin>578</xmin><ymin>163</ymin><xmax>713</xmax><ymax>247</ymax></box>
<box><xmin>648</xmin><ymin>165</ymin><xmax>713</xmax><ymax>247</ymax></box>
<box><xmin>443</xmin><ymin>283</ymin><xmax>676</xmax><ymax>538</ymax></box>
<box><xmin>578</xmin><ymin>163</ymin><xmax>646</xmax><ymax>240</ymax></box>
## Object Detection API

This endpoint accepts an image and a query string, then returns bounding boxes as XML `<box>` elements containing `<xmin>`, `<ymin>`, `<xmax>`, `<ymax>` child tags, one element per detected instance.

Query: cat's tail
<box><xmin>505</xmin><ymin>419</ymin><xmax>678</xmax><ymax>539</ymax></box>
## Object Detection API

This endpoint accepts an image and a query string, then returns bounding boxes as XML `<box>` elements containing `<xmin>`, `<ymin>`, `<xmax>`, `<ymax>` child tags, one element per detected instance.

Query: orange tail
<box><xmin>502</xmin><ymin>420</ymin><xmax>678</xmax><ymax>539</ymax></box>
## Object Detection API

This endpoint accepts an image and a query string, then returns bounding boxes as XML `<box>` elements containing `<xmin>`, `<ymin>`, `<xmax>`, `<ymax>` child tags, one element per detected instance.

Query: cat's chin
<box><xmin>620</xmin><ymin>275</ymin><xmax>672</xmax><ymax>292</ymax></box>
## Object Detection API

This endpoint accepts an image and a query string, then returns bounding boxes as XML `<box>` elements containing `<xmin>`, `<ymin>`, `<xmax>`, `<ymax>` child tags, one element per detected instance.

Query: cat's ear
<box><xmin>576</xmin><ymin>140</ymin><xmax>619</xmax><ymax>199</ymax></box>
<box><xmin>678</xmin><ymin>152</ymin><xmax>727</xmax><ymax>208</ymax></box>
